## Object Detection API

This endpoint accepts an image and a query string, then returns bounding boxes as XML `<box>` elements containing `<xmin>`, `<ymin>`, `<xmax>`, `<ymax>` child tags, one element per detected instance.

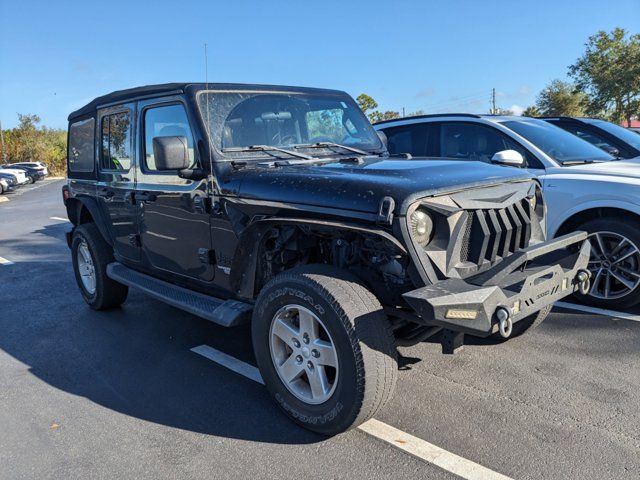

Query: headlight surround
<box><xmin>410</xmin><ymin>208</ymin><xmax>434</xmax><ymax>246</ymax></box>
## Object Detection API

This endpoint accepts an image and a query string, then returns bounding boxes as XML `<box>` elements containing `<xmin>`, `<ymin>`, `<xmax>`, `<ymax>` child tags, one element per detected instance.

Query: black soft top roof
<box><xmin>67</xmin><ymin>82</ymin><xmax>346</xmax><ymax>121</ymax></box>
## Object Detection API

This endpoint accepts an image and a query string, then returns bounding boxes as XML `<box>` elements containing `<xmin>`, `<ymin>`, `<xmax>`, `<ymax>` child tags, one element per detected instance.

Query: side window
<box><xmin>68</xmin><ymin>118</ymin><xmax>95</xmax><ymax>172</ymax></box>
<box><xmin>383</xmin><ymin>124</ymin><xmax>435</xmax><ymax>157</ymax></box>
<box><xmin>100</xmin><ymin>111</ymin><xmax>131</xmax><ymax>171</ymax></box>
<box><xmin>571</xmin><ymin>126</ymin><xmax>617</xmax><ymax>151</ymax></box>
<box><xmin>440</xmin><ymin>123</ymin><xmax>540</xmax><ymax>168</ymax></box>
<box><xmin>143</xmin><ymin>104</ymin><xmax>195</xmax><ymax>171</ymax></box>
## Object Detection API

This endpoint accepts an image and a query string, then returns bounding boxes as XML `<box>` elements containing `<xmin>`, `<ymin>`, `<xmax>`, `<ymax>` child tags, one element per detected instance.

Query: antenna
<box><xmin>204</xmin><ymin>43</ymin><xmax>214</xmax><ymax>181</ymax></box>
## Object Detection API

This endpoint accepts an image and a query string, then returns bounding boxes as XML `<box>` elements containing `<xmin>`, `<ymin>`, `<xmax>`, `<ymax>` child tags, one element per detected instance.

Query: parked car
<box><xmin>0</xmin><ymin>177</ymin><xmax>9</xmax><ymax>194</ymax></box>
<box><xmin>0</xmin><ymin>167</ymin><xmax>30</xmax><ymax>185</ymax></box>
<box><xmin>1</xmin><ymin>164</ymin><xmax>44</xmax><ymax>182</ymax></box>
<box><xmin>376</xmin><ymin>114</ymin><xmax>640</xmax><ymax>308</ymax></box>
<box><xmin>0</xmin><ymin>172</ymin><xmax>18</xmax><ymax>191</ymax></box>
<box><xmin>4</xmin><ymin>161</ymin><xmax>49</xmax><ymax>176</ymax></box>
<box><xmin>62</xmin><ymin>83</ymin><xmax>590</xmax><ymax>435</ymax></box>
<box><xmin>542</xmin><ymin>117</ymin><xmax>640</xmax><ymax>159</ymax></box>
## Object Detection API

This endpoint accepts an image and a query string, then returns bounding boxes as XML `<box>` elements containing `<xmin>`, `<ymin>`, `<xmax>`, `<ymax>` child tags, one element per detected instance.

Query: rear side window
<box><xmin>100</xmin><ymin>111</ymin><xmax>132</xmax><ymax>171</ymax></box>
<box><xmin>382</xmin><ymin>124</ymin><xmax>437</xmax><ymax>157</ymax></box>
<box><xmin>143</xmin><ymin>104</ymin><xmax>195</xmax><ymax>171</ymax></box>
<box><xmin>68</xmin><ymin>118</ymin><xmax>95</xmax><ymax>172</ymax></box>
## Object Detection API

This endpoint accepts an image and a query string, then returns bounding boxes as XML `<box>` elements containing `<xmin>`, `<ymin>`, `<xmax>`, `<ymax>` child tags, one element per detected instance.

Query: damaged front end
<box><xmin>399</xmin><ymin>180</ymin><xmax>591</xmax><ymax>339</ymax></box>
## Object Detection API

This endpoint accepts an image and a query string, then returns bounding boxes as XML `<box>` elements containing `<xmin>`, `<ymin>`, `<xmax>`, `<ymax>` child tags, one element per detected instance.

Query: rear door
<box><xmin>135</xmin><ymin>97</ymin><xmax>214</xmax><ymax>282</ymax></box>
<box><xmin>96</xmin><ymin>104</ymin><xmax>140</xmax><ymax>262</ymax></box>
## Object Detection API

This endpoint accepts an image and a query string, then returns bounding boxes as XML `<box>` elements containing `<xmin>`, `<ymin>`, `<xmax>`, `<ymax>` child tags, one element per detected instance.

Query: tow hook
<box><xmin>496</xmin><ymin>306</ymin><xmax>513</xmax><ymax>338</ymax></box>
<box><xmin>576</xmin><ymin>269</ymin><xmax>591</xmax><ymax>295</ymax></box>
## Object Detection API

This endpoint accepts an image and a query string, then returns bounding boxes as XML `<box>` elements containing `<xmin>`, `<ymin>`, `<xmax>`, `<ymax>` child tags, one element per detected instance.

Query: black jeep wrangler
<box><xmin>63</xmin><ymin>83</ymin><xmax>591</xmax><ymax>435</ymax></box>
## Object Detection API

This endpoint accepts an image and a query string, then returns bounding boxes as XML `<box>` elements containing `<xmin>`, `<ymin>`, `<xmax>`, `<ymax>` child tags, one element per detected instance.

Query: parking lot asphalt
<box><xmin>1</xmin><ymin>179</ymin><xmax>639</xmax><ymax>480</ymax></box>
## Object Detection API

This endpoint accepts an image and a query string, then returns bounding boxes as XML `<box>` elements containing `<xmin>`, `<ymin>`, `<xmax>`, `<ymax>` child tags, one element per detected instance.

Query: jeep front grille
<box><xmin>460</xmin><ymin>198</ymin><xmax>532</xmax><ymax>266</ymax></box>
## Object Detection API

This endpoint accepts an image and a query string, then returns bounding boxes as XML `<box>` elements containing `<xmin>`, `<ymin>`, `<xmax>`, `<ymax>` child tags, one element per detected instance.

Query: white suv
<box><xmin>376</xmin><ymin>114</ymin><xmax>640</xmax><ymax>309</ymax></box>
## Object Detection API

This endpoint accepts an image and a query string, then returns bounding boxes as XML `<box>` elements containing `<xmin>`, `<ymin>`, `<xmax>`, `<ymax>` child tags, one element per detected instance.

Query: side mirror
<box><xmin>602</xmin><ymin>145</ymin><xmax>620</xmax><ymax>158</ymax></box>
<box><xmin>491</xmin><ymin>149</ymin><xmax>525</xmax><ymax>166</ymax></box>
<box><xmin>152</xmin><ymin>136</ymin><xmax>189</xmax><ymax>170</ymax></box>
<box><xmin>376</xmin><ymin>130</ymin><xmax>388</xmax><ymax>149</ymax></box>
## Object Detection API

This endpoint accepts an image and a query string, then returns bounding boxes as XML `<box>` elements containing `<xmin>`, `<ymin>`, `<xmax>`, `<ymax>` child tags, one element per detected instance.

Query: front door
<box><xmin>96</xmin><ymin>104</ymin><xmax>140</xmax><ymax>262</ymax></box>
<box><xmin>135</xmin><ymin>98</ymin><xmax>214</xmax><ymax>282</ymax></box>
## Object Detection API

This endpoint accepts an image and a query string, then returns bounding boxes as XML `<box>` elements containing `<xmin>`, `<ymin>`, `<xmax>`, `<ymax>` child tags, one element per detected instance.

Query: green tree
<box><xmin>534</xmin><ymin>80</ymin><xmax>587</xmax><ymax>116</ymax></box>
<box><xmin>356</xmin><ymin>93</ymin><xmax>400</xmax><ymax>123</ymax></box>
<box><xmin>522</xmin><ymin>105</ymin><xmax>541</xmax><ymax>117</ymax></box>
<box><xmin>356</xmin><ymin>94</ymin><xmax>378</xmax><ymax>116</ymax></box>
<box><xmin>569</xmin><ymin>28</ymin><xmax>640</xmax><ymax>125</ymax></box>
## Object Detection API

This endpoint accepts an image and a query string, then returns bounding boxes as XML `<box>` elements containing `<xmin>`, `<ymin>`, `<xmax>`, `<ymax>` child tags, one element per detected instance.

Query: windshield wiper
<box><xmin>222</xmin><ymin>145</ymin><xmax>312</xmax><ymax>160</ymax></box>
<box><xmin>293</xmin><ymin>142</ymin><xmax>371</xmax><ymax>156</ymax></box>
<box><xmin>561</xmin><ymin>159</ymin><xmax>601</xmax><ymax>165</ymax></box>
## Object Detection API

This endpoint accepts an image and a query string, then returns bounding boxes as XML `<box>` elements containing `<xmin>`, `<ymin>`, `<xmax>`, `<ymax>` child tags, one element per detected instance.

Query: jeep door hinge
<box><xmin>377</xmin><ymin>196</ymin><xmax>395</xmax><ymax>225</ymax></box>
<box><xmin>198</xmin><ymin>248</ymin><xmax>217</xmax><ymax>265</ymax></box>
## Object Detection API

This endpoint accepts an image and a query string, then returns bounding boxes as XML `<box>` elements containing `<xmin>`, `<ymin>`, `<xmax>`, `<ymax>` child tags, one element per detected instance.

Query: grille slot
<box><xmin>462</xmin><ymin>198</ymin><xmax>532</xmax><ymax>266</ymax></box>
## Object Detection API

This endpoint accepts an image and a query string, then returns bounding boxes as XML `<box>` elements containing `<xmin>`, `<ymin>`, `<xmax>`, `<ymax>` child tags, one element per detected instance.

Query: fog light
<box><xmin>562</xmin><ymin>278</ymin><xmax>569</xmax><ymax>291</ymax></box>
<box><xmin>445</xmin><ymin>309</ymin><xmax>478</xmax><ymax>320</ymax></box>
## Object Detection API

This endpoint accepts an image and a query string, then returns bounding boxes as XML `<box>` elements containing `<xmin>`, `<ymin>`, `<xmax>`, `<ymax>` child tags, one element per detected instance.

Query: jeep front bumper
<box><xmin>403</xmin><ymin>232</ymin><xmax>591</xmax><ymax>337</ymax></box>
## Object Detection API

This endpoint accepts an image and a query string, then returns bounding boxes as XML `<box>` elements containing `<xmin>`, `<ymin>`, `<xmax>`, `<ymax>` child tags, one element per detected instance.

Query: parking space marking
<box><xmin>50</xmin><ymin>216</ymin><xmax>70</xmax><ymax>222</ymax></box>
<box><xmin>359</xmin><ymin>419</ymin><xmax>512</xmax><ymax>480</ymax></box>
<box><xmin>0</xmin><ymin>196</ymin><xmax>8</xmax><ymax>203</ymax></box>
<box><xmin>555</xmin><ymin>301</ymin><xmax>640</xmax><ymax>323</ymax></box>
<box><xmin>191</xmin><ymin>345</ymin><xmax>265</xmax><ymax>384</ymax></box>
<box><xmin>191</xmin><ymin>344</ymin><xmax>513</xmax><ymax>480</ymax></box>
<box><xmin>0</xmin><ymin>257</ymin><xmax>15</xmax><ymax>265</ymax></box>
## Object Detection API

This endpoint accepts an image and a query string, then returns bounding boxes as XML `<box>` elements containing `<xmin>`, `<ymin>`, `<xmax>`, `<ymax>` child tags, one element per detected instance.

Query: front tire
<box><xmin>71</xmin><ymin>223</ymin><xmax>128</xmax><ymax>310</ymax></box>
<box><xmin>252</xmin><ymin>265</ymin><xmax>397</xmax><ymax>435</ymax></box>
<box><xmin>575</xmin><ymin>217</ymin><xmax>640</xmax><ymax>309</ymax></box>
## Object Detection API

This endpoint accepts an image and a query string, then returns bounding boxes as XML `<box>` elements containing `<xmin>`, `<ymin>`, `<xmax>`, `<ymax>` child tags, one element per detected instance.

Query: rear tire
<box><xmin>252</xmin><ymin>265</ymin><xmax>397</xmax><ymax>435</ymax></box>
<box><xmin>71</xmin><ymin>223</ymin><xmax>128</xmax><ymax>310</ymax></box>
<box><xmin>574</xmin><ymin>217</ymin><xmax>640</xmax><ymax>309</ymax></box>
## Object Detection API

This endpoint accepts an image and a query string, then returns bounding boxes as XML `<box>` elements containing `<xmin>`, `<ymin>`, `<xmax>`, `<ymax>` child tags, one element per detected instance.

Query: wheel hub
<box><xmin>269</xmin><ymin>304</ymin><xmax>339</xmax><ymax>405</ymax></box>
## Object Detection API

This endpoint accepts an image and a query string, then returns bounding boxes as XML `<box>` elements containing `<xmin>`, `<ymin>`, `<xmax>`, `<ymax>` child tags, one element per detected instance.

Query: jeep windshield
<box><xmin>196</xmin><ymin>90</ymin><xmax>383</xmax><ymax>159</ymax></box>
<box><xmin>502</xmin><ymin>119</ymin><xmax>615</xmax><ymax>164</ymax></box>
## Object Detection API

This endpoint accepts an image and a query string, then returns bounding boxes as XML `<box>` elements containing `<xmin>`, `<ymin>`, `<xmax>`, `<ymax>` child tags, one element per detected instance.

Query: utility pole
<box><xmin>491</xmin><ymin>88</ymin><xmax>496</xmax><ymax>115</ymax></box>
<box><xmin>0</xmin><ymin>120</ymin><xmax>6</xmax><ymax>163</ymax></box>
<box><xmin>402</xmin><ymin>107</ymin><xmax>405</xmax><ymax>117</ymax></box>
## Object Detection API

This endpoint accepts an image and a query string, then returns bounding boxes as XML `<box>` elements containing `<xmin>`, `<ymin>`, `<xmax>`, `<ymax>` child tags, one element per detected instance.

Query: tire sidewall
<box><xmin>252</xmin><ymin>277</ymin><xmax>363</xmax><ymax>434</ymax></box>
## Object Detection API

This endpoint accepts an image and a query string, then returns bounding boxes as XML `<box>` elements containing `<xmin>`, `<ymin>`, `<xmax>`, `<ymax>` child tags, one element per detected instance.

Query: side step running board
<box><xmin>106</xmin><ymin>262</ymin><xmax>252</xmax><ymax>327</ymax></box>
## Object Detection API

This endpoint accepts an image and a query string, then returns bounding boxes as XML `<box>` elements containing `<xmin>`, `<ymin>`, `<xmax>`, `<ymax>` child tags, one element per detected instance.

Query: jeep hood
<box><xmin>547</xmin><ymin>157</ymin><xmax>640</xmax><ymax>180</ymax></box>
<box><xmin>236</xmin><ymin>157</ymin><xmax>533</xmax><ymax>214</ymax></box>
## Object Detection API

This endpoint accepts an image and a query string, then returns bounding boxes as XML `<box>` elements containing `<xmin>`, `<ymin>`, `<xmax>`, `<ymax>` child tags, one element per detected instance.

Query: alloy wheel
<box><xmin>588</xmin><ymin>231</ymin><xmax>640</xmax><ymax>300</ymax></box>
<box><xmin>269</xmin><ymin>304</ymin><xmax>339</xmax><ymax>405</ymax></box>
<box><xmin>77</xmin><ymin>240</ymin><xmax>97</xmax><ymax>294</ymax></box>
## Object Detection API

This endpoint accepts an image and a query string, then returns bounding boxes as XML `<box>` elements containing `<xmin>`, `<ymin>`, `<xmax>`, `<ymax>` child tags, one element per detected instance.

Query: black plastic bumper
<box><xmin>403</xmin><ymin>232</ymin><xmax>591</xmax><ymax>337</ymax></box>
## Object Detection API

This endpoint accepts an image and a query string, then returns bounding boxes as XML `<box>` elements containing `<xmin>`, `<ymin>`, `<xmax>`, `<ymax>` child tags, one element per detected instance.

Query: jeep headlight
<box><xmin>410</xmin><ymin>209</ymin><xmax>433</xmax><ymax>246</ymax></box>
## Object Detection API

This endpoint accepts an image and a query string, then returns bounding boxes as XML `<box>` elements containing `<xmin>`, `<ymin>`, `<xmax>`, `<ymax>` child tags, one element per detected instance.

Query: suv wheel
<box><xmin>576</xmin><ymin>218</ymin><xmax>640</xmax><ymax>309</ymax></box>
<box><xmin>71</xmin><ymin>223</ymin><xmax>128</xmax><ymax>310</ymax></box>
<box><xmin>252</xmin><ymin>265</ymin><xmax>397</xmax><ymax>435</ymax></box>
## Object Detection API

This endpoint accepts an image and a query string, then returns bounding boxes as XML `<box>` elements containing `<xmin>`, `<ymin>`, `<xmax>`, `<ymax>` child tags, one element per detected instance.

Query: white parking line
<box><xmin>190</xmin><ymin>345</ymin><xmax>264</xmax><ymax>384</ymax></box>
<box><xmin>554</xmin><ymin>301</ymin><xmax>640</xmax><ymax>323</ymax></box>
<box><xmin>191</xmin><ymin>344</ymin><xmax>513</xmax><ymax>480</ymax></box>
<box><xmin>0</xmin><ymin>257</ymin><xmax>15</xmax><ymax>265</ymax></box>
<box><xmin>50</xmin><ymin>216</ymin><xmax>70</xmax><ymax>222</ymax></box>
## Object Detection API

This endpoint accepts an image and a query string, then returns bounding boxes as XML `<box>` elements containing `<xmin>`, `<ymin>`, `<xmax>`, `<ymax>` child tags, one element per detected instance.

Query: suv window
<box><xmin>439</xmin><ymin>123</ymin><xmax>539</xmax><ymax>168</ymax></box>
<box><xmin>383</xmin><ymin>123</ymin><xmax>437</xmax><ymax>157</ymax></box>
<box><xmin>68</xmin><ymin>118</ymin><xmax>95</xmax><ymax>172</ymax></box>
<box><xmin>143</xmin><ymin>104</ymin><xmax>195</xmax><ymax>171</ymax></box>
<box><xmin>100</xmin><ymin>111</ymin><xmax>131</xmax><ymax>171</ymax></box>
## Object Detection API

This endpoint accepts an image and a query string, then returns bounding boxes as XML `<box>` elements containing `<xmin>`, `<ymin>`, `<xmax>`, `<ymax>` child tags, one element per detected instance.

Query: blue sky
<box><xmin>1</xmin><ymin>0</ymin><xmax>638</xmax><ymax>129</ymax></box>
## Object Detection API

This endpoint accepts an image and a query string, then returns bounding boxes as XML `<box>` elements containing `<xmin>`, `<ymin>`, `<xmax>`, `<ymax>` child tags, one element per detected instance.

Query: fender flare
<box><xmin>229</xmin><ymin>217</ymin><xmax>407</xmax><ymax>299</ymax></box>
<box><xmin>549</xmin><ymin>199</ymin><xmax>640</xmax><ymax>238</ymax></box>
<box><xmin>66</xmin><ymin>195</ymin><xmax>115</xmax><ymax>246</ymax></box>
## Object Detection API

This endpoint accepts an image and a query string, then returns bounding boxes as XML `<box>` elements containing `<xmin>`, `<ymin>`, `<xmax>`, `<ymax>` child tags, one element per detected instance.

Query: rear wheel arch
<box><xmin>66</xmin><ymin>197</ymin><xmax>114</xmax><ymax>247</ymax></box>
